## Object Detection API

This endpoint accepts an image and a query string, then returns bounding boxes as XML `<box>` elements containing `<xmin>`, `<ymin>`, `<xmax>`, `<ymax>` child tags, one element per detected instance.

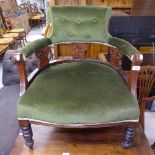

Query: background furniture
<box><xmin>9</xmin><ymin>12</ymin><xmax>30</xmax><ymax>34</ymax></box>
<box><xmin>0</xmin><ymin>38</ymin><xmax>15</xmax><ymax>49</ymax></box>
<box><xmin>54</xmin><ymin>0</ymin><xmax>132</xmax><ymax>14</ymax></box>
<box><xmin>138</xmin><ymin>66</ymin><xmax>155</xmax><ymax>129</ymax></box>
<box><xmin>0</xmin><ymin>45</ymin><xmax>8</xmax><ymax>56</ymax></box>
<box><xmin>19</xmin><ymin>3</ymin><xmax>43</xmax><ymax>28</ymax></box>
<box><xmin>2</xmin><ymin>50</ymin><xmax>37</xmax><ymax>86</ymax></box>
<box><xmin>29</xmin><ymin>14</ymin><xmax>43</xmax><ymax>28</ymax></box>
<box><xmin>8</xmin><ymin>28</ymin><xmax>27</xmax><ymax>46</ymax></box>
<box><xmin>0</xmin><ymin>6</ymin><xmax>28</xmax><ymax>47</ymax></box>
<box><xmin>131</xmin><ymin>0</ymin><xmax>155</xmax><ymax>16</ymax></box>
<box><xmin>138</xmin><ymin>66</ymin><xmax>155</xmax><ymax>150</ymax></box>
<box><xmin>0</xmin><ymin>0</ymin><xmax>17</xmax><ymax>12</ymax></box>
<box><xmin>109</xmin><ymin>16</ymin><xmax>155</xmax><ymax>48</ymax></box>
<box><xmin>2</xmin><ymin>32</ymin><xmax>19</xmax><ymax>48</ymax></box>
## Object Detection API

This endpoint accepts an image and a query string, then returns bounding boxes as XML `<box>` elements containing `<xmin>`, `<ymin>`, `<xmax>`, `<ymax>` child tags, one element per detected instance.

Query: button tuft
<box><xmin>93</xmin><ymin>19</ymin><xmax>97</xmax><ymax>23</ymax></box>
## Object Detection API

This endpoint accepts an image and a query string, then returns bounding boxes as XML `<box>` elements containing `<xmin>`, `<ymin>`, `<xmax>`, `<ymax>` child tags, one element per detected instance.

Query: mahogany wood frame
<box><xmin>15</xmin><ymin>43</ymin><xmax>143</xmax><ymax>149</ymax></box>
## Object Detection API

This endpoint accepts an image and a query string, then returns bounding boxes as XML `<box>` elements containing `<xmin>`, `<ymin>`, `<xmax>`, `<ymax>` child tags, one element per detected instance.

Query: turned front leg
<box><xmin>20</xmin><ymin>120</ymin><xmax>34</xmax><ymax>149</ymax></box>
<box><xmin>122</xmin><ymin>127</ymin><xmax>135</xmax><ymax>149</ymax></box>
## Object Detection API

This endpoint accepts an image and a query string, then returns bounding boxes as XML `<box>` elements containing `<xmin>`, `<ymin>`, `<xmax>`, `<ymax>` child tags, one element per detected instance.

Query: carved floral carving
<box><xmin>72</xmin><ymin>43</ymin><xmax>89</xmax><ymax>59</ymax></box>
<box><xmin>109</xmin><ymin>47</ymin><xmax>123</xmax><ymax>69</ymax></box>
<box><xmin>35</xmin><ymin>46</ymin><xmax>51</xmax><ymax>69</ymax></box>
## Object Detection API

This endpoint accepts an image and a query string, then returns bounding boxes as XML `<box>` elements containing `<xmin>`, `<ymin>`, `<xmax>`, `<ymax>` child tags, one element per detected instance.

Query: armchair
<box><xmin>15</xmin><ymin>6</ymin><xmax>143</xmax><ymax>149</ymax></box>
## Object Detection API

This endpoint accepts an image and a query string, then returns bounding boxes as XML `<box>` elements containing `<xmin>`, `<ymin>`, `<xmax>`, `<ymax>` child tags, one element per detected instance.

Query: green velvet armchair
<box><xmin>15</xmin><ymin>6</ymin><xmax>143</xmax><ymax>149</ymax></box>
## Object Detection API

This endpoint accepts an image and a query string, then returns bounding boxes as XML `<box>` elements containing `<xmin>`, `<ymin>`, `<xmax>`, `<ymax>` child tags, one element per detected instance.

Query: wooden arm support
<box><xmin>15</xmin><ymin>46</ymin><xmax>51</xmax><ymax>96</ymax></box>
<box><xmin>109</xmin><ymin>47</ymin><xmax>122</xmax><ymax>69</ymax></box>
<box><xmin>35</xmin><ymin>46</ymin><xmax>51</xmax><ymax>69</ymax></box>
<box><xmin>128</xmin><ymin>53</ymin><xmax>143</xmax><ymax>97</ymax></box>
<box><xmin>14</xmin><ymin>53</ymin><xmax>28</xmax><ymax>96</ymax></box>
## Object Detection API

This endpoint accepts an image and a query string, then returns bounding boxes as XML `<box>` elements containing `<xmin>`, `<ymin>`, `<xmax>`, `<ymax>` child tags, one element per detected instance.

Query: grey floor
<box><xmin>0</xmin><ymin>27</ymin><xmax>155</xmax><ymax>154</ymax></box>
<box><xmin>0</xmin><ymin>62</ymin><xmax>3</xmax><ymax>89</ymax></box>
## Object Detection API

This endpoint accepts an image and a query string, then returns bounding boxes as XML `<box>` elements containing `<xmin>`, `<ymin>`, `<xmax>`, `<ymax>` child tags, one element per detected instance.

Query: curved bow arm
<box><xmin>19</xmin><ymin>38</ymin><xmax>52</xmax><ymax>58</ymax></box>
<box><xmin>109</xmin><ymin>37</ymin><xmax>143</xmax><ymax>97</ymax></box>
<box><xmin>109</xmin><ymin>37</ymin><xmax>140</xmax><ymax>59</ymax></box>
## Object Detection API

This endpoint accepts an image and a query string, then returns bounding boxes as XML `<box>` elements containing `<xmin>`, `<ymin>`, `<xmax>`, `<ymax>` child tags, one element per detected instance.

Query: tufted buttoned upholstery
<box><xmin>2</xmin><ymin>50</ymin><xmax>37</xmax><ymax>86</ymax></box>
<box><xmin>19</xmin><ymin>6</ymin><xmax>140</xmax><ymax>59</ymax></box>
<box><xmin>47</xmin><ymin>6</ymin><xmax>112</xmax><ymax>44</ymax></box>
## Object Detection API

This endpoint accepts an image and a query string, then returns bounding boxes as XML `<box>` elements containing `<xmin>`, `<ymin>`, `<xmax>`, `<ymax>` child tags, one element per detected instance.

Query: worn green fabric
<box><xmin>109</xmin><ymin>37</ymin><xmax>140</xmax><ymax>58</ymax></box>
<box><xmin>18</xmin><ymin>62</ymin><xmax>139</xmax><ymax>125</ymax></box>
<box><xmin>47</xmin><ymin>6</ymin><xmax>112</xmax><ymax>44</ymax></box>
<box><xmin>19</xmin><ymin>38</ymin><xmax>51</xmax><ymax>58</ymax></box>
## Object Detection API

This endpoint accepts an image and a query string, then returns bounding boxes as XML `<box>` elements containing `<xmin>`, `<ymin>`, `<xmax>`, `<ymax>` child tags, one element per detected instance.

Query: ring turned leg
<box><xmin>20</xmin><ymin>121</ymin><xmax>34</xmax><ymax>149</ymax></box>
<box><xmin>121</xmin><ymin>127</ymin><xmax>135</xmax><ymax>149</ymax></box>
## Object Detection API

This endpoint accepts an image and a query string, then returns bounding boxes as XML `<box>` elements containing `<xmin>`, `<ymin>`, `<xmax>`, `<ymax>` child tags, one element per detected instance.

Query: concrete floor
<box><xmin>0</xmin><ymin>27</ymin><xmax>155</xmax><ymax>146</ymax></box>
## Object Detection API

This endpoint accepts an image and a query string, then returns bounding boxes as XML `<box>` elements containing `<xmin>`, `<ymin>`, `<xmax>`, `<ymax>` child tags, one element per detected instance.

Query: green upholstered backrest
<box><xmin>47</xmin><ymin>6</ymin><xmax>112</xmax><ymax>44</ymax></box>
<box><xmin>19</xmin><ymin>6</ymin><xmax>140</xmax><ymax>59</ymax></box>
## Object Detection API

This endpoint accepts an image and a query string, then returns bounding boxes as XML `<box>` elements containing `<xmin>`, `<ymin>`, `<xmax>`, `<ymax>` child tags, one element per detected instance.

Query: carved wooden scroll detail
<box><xmin>72</xmin><ymin>43</ymin><xmax>89</xmax><ymax>59</ymax></box>
<box><xmin>109</xmin><ymin>47</ymin><xmax>123</xmax><ymax>69</ymax></box>
<box><xmin>35</xmin><ymin>46</ymin><xmax>51</xmax><ymax>69</ymax></box>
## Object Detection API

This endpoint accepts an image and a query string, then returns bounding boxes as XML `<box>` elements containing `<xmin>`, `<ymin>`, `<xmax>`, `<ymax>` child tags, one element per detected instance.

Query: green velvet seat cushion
<box><xmin>18</xmin><ymin>62</ymin><xmax>139</xmax><ymax>125</ymax></box>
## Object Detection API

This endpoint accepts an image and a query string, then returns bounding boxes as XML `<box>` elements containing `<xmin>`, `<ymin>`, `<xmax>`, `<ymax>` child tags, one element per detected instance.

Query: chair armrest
<box><xmin>109</xmin><ymin>37</ymin><xmax>143</xmax><ymax>98</ymax></box>
<box><xmin>109</xmin><ymin>37</ymin><xmax>140</xmax><ymax>59</ymax></box>
<box><xmin>19</xmin><ymin>38</ymin><xmax>52</xmax><ymax>58</ymax></box>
